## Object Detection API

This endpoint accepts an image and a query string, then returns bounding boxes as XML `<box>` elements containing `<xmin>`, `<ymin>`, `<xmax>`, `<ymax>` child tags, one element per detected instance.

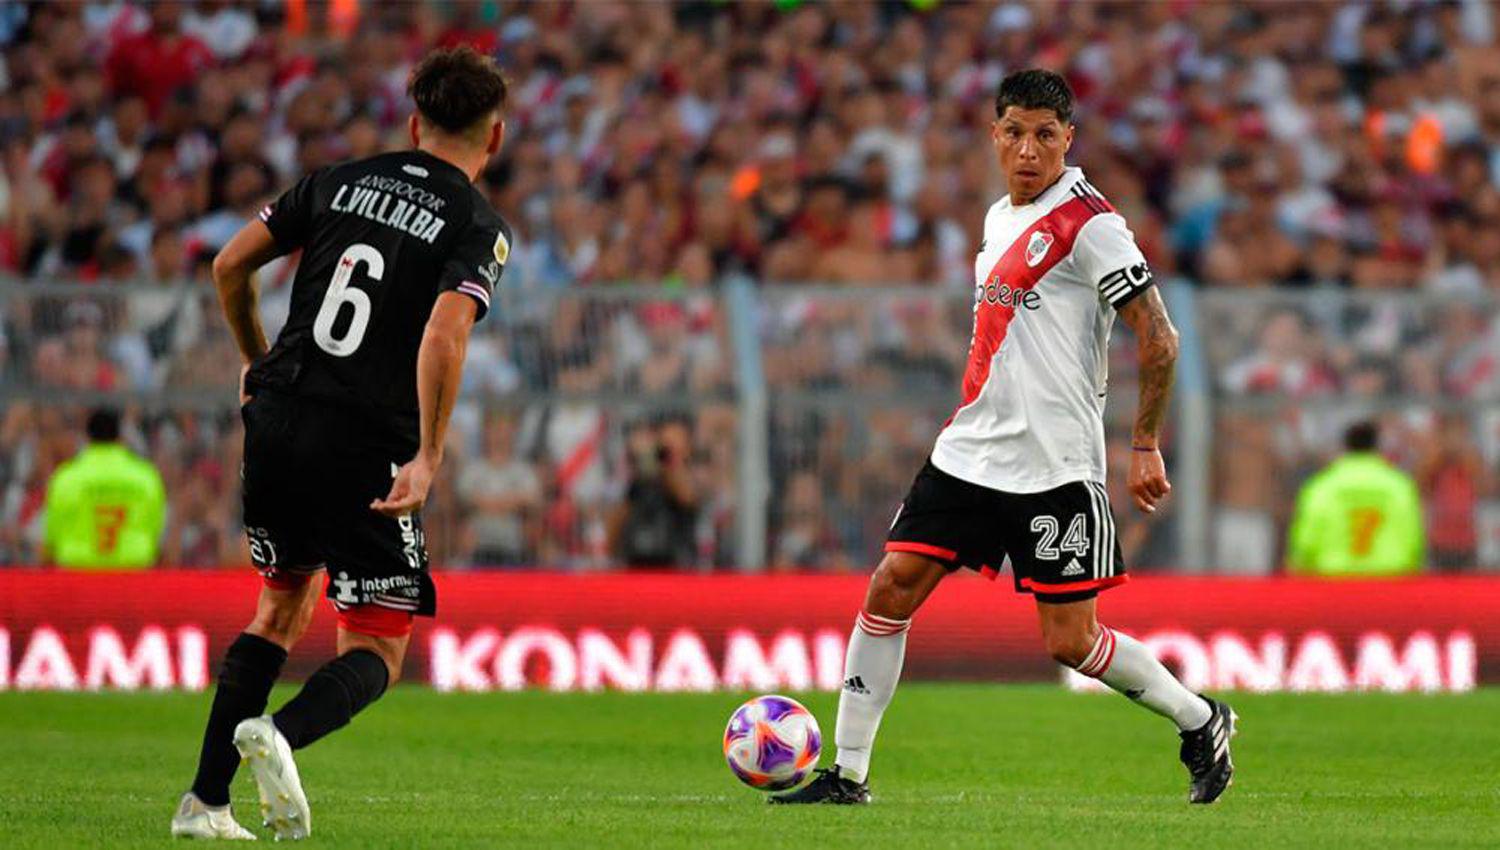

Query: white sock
<box><xmin>1077</xmin><ymin>625</ymin><xmax>1212</xmax><ymax>731</ymax></box>
<box><xmin>832</xmin><ymin>610</ymin><xmax>909</xmax><ymax>782</ymax></box>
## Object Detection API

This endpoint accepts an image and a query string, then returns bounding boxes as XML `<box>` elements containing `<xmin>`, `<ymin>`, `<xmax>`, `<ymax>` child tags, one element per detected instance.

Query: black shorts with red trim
<box><xmin>886</xmin><ymin>459</ymin><xmax>1126</xmax><ymax>603</ymax></box>
<box><xmin>241</xmin><ymin>389</ymin><xmax>435</xmax><ymax>620</ymax></box>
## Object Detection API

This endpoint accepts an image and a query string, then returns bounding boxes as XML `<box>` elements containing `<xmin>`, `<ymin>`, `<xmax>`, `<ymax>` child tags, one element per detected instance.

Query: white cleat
<box><xmin>233</xmin><ymin>717</ymin><xmax>311</xmax><ymax>841</ymax></box>
<box><xmin>170</xmin><ymin>791</ymin><xmax>257</xmax><ymax>840</ymax></box>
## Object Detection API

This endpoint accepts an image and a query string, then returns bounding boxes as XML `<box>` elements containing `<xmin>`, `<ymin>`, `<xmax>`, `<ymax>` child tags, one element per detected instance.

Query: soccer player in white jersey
<box><xmin>773</xmin><ymin>70</ymin><xmax>1236</xmax><ymax>806</ymax></box>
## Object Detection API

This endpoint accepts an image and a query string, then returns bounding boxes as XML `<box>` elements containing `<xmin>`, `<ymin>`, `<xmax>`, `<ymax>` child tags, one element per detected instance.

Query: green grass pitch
<box><xmin>1</xmin><ymin>685</ymin><xmax>1496</xmax><ymax>848</ymax></box>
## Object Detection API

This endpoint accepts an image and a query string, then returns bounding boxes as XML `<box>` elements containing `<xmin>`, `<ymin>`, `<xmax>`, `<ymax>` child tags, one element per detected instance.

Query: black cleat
<box><xmin>768</xmin><ymin>766</ymin><xmax>871</xmax><ymax>805</ymax></box>
<box><xmin>1179</xmin><ymin>696</ymin><xmax>1238</xmax><ymax>804</ymax></box>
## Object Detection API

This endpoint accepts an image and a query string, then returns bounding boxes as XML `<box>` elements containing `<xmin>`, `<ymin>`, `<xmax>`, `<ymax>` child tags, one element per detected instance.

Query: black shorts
<box><xmin>241</xmin><ymin>390</ymin><xmax>435</xmax><ymax>617</ymax></box>
<box><xmin>886</xmin><ymin>459</ymin><xmax>1126</xmax><ymax>603</ymax></box>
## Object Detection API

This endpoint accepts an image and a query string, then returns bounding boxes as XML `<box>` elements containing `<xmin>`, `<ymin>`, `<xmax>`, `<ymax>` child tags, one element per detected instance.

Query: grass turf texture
<box><xmin>0</xmin><ymin>685</ymin><xmax>1496</xmax><ymax>848</ymax></box>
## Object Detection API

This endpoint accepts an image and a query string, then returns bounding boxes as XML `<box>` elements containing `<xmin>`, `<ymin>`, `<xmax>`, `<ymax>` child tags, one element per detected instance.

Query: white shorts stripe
<box><xmin>1106</xmin><ymin>484</ymin><xmax>1117</xmax><ymax>576</ymax></box>
<box><xmin>1092</xmin><ymin>482</ymin><xmax>1104</xmax><ymax>581</ymax></box>
<box><xmin>1089</xmin><ymin>482</ymin><xmax>1105</xmax><ymax>578</ymax></box>
<box><xmin>1091</xmin><ymin>482</ymin><xmax>1115</xmax><ymax>577</ymax></box>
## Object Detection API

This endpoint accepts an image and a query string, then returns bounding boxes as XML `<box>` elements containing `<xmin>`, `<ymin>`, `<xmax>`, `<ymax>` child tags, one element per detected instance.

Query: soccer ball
<box><xmin>722</xmin><ymin>694</ymin><xmax>822</xmax><ymax>791</ymax></box>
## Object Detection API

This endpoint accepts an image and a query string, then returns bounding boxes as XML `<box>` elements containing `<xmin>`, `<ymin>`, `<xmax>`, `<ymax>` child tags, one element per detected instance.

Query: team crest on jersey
<box><xmin>1025</xmin><ymin>231</ymin><xmax>1054</xmax><ymax>268</ymax></box>
<box><xmin>493</xmin><ymin>230</ymin><xmax>511</xmax><ymax>265</ymax></box>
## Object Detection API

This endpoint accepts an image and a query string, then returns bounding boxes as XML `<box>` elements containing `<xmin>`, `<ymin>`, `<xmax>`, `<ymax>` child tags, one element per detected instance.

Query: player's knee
<box><xmin>249</xmin><ymin>598</ymin><xmax>316</xmax><ymax>647</ymax></box>
<box><xmin>1043</xmin><ymin>626</ymin><xmax>1097</xmax><ymax>669</ymax></box>
<box><xmin>866</xmin><ymin>555</ymin><xmax>927</xmax><ymax>619</ymax></box>
<box><xmin>248</xmin><ymin>611</ymin><xmax>310</xmax><ymax>648</ymax></box>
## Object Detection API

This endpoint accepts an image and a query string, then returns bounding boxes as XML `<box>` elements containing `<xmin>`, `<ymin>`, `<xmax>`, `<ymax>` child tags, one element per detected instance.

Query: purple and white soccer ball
<box><xmin>722</xmin><ymin>694</ymin><xmax>822</xmax><ymax>791</ymax></box>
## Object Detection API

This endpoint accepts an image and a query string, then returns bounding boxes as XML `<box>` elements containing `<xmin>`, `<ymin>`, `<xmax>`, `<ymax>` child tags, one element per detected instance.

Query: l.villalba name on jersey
<box><xmin>329</xmin><ymin>180</ymin><xmax>448</xmax><ymax>244</ymax></box>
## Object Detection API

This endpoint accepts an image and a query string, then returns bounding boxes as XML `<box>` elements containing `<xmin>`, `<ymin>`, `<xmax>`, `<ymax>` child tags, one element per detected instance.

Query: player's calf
<box><xmin>271</xmin><ymin>647</ymin><xmax>391</xmax><ymax>750</ymax></box>
<box><xmin>1066</xmin><ymin>622</ymin><xmax>1212</xmax><ymax>731</ymax></box>
<box><xmin>1055</xmin><ymin>613</ymin><xmax>1236</xmax><ymax>803</ymax></box>
<box><xmin>268</xmin><ymin>615</ymin><xmax>407</xmax><ymax>751</ymax></box>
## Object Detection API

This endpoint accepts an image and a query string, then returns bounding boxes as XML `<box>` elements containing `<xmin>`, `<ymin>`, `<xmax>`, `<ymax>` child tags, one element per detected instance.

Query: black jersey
<box><xmin>246</xmin><ymin>149</ymin><xmax>511</xmax><ymax>442</ymax></box>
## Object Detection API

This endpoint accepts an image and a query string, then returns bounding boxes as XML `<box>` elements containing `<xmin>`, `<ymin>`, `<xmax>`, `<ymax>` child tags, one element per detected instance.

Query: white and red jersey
<box><xmin>930</xmin><ymin>167</ymin><xmax>1154</xmax><ymax>493</ymax></box>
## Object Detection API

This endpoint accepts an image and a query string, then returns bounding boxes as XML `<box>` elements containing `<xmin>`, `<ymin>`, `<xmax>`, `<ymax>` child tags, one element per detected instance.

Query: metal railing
<box><xmin>4</xmin><ymin>276</ymin><xmax>1496</xmax><ymax>571</ymax></box>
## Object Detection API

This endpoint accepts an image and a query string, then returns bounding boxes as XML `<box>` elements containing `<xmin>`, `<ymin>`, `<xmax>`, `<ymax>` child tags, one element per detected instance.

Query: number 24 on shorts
<box><xmin>1031</xmin><ymin>513</ymin><xmax>1088</xmax><ymax>560</ymax></box>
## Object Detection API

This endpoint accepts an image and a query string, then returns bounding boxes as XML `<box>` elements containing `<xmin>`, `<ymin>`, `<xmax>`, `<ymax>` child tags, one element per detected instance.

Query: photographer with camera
<box><xmin>610</xmin><ymin>417</ymin><xmax>698</xmax><ymax>569</ymax></box>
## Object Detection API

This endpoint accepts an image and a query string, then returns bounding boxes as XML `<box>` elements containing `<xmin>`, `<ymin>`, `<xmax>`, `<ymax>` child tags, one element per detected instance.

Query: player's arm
<box><xmin>211</xmin><ymin>221</ymin><xmax>281</xmax><ymax>402</ymax></box>
<box><xmin>217</xmin><ymin>169</ymin><xmax>322</xmax><ymax>401</ymax></box>
<box><xmin>1117</xmin><ymin>287</ymin><xmax>1180</xmax><ymax>514</ymax></box>
<box><xmin>371</xmin><ymin>292</ymin><xmax>478</xmax><ymax>518</ymax></box>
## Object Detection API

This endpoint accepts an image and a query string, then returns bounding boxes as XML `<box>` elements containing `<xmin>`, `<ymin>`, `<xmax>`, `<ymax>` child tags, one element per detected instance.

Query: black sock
<box><xmin>191</xmin><ymin>633</ymin><xmax>288</xmax><ymax>807</ymax></box>
<box><xmin>272</xmin><ymin>650</ymin><xmax>390</xmax><ymax>750</ymax></box>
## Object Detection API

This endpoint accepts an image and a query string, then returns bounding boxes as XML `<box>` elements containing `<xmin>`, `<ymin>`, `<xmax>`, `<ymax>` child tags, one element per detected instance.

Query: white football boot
<box><xmin>170</xmin><ymin>791</ymin><xmax>257</xmax><ymax>840</ymax></box>
<box><xmin>233</xmin><ymin>717</ymin><xmax>312</xmax><ymax>841</ymax></box>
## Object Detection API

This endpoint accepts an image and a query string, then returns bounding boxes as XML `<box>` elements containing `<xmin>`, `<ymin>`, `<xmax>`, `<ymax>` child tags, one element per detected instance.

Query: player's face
<box><xmin>992</xmin><ymin>107</ymin><xmax>1074</xmax><ymax>204</ymax></box>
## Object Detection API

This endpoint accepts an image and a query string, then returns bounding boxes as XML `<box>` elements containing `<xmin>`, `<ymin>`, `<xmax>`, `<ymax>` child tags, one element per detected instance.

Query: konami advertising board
<box><xmin>0</xmin><ymin>571</ymin><xmax>1491</xmax><ymax>693</ymax></box>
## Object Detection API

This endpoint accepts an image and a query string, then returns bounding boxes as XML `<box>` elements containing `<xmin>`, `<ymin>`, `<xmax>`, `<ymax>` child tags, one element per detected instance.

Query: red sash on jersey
<box><xmin>949</xmin><ymin>195</ymin><xmax>1110</xmax><ymax>423</ymax></box>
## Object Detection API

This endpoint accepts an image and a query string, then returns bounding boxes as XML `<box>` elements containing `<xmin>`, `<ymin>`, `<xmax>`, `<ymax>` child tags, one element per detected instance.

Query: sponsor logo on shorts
<box><xmin>332</xmin><ymin>570</ymin><xmax>423</xmax><ymax>606</ymax></box>
<box><xmin>246</xmin><ymin>527</ymin><xmax>279</xmax><ymax>567</ymax></box>
<box><xmin>332</xmin><ymin>571</ymin><xmax>360</xmax><ymax>604</ymax></box>
<box><xmin>398</xmin><ymin>514</ymin><xmax>424</xmax><ymax>570</ymax></box>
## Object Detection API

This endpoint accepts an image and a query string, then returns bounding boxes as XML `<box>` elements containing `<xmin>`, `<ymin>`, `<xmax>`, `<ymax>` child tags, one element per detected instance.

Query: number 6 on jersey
<box><xmin>313</xmin><ymin>243</ymin><xmax>383</xmax><ymax>356</ymax></box>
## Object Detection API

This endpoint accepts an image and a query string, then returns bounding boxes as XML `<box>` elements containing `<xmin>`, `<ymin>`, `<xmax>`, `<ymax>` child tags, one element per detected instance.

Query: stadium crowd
<box><xmin>1</xmin><ymin>1</ymin><xmax>1498</xmax><ymax>570</ymax></box>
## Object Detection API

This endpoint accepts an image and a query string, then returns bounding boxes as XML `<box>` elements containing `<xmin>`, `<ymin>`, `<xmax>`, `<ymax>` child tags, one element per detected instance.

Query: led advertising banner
<box><xmin>0</xmin><ymin>571</ymin><xmax>1490</xmax><ymax>693</ymax></box>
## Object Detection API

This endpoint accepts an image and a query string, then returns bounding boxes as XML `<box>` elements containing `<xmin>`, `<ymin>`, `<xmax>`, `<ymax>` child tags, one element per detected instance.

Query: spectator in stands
<box><xmin>1286</xmin><ymin>421</ymin><xmax>1424</xmax><ymax>577</ymax></box>
<box><xmin>103</xmin><ymin>2</ymin><xmax>213</xmax><ymax>117</ymax></box>
<box><xmin>1417</xmin><ymin>415</ymin><xmax>1489</xmax><ymax>570</ymax></box>
<box><xmin>458</xmin><ymin>414</ymin><xmax>542</xmax><ymax>567</ymax></box>
<box><xmin>771</xmin><ymin>470</ymin><xmax>841</xmax><ymax>571</ymax></box>
<box><xmin>611</xmin><ymin>417</ymin><xmax>697</xmax><ymax>569</ymax></box>
<box><xmin>42</xmin><ymin>407</ymin><xmax>165</xmax><ymax>569</ymax></box>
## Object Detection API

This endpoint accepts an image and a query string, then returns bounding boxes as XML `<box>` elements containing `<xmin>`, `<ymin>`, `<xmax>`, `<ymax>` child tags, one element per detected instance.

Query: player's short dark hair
<box><xmin>1344</xmin><ymin>420</ymin><xmax>1379</xmax><ymax>452</ymax></box>
<box><xmin>408</xmin><ymin>46</ymin><xmax>508</xmax><ymax>137</ymax></box>
<box><xmin>86</xmin><ymin>408</ymin><xmax>121</xmax><ymax>443</ymax></box>
<box><xmin>995</xmin><ymin>69</ymin><xmax>1074</xmax><ymax>123</ymax></box>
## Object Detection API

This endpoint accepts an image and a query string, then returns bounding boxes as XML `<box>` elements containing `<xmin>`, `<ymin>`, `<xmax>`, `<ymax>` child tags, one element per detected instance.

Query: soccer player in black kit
<box><xmin>170</xmin><ymin>47</ymin><xmax>512</xmax><ymax>841</ymax></box>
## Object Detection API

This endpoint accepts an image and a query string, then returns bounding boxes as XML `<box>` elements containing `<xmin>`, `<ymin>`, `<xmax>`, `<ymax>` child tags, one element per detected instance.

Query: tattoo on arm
<box><xmin>1118</xmin><ymin>288</ymin><xmax>1179</xmax><ymax>447</ymax></box>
